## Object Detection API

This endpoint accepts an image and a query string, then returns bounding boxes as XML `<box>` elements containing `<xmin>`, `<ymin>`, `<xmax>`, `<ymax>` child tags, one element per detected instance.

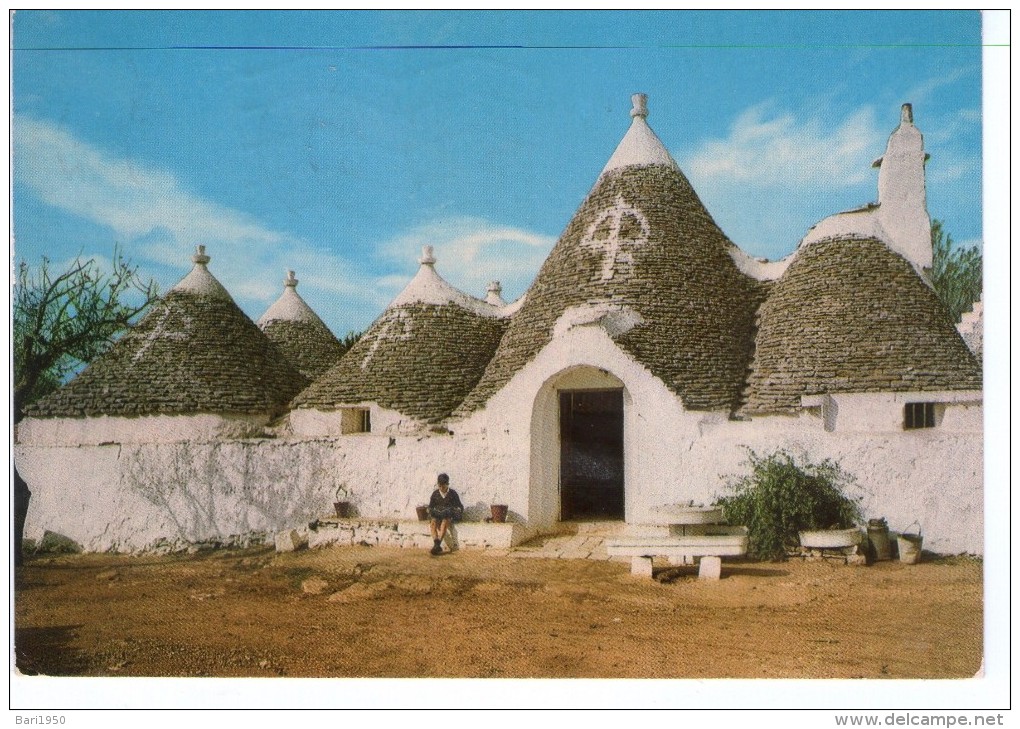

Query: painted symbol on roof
<box><xmin>361</xmin><ymin>309</ymin><xmax>414</xmax><ymax>370</ymax></box>
<box><xmin>131</xmin><ymin>306</ymin><xmax>191</xmax><ymax>363</ymax></box>
<box><xmin>581</xmin><ymin>196</ymin><xmax>651</xmax><ymax>281</ymax></box>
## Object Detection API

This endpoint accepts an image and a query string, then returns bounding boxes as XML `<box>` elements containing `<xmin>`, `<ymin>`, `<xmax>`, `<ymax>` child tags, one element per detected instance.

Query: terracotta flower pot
<box><xmin>490</xmin><ymin>504</ymin><xmax>509</xmax><ymax>523</ymax></box>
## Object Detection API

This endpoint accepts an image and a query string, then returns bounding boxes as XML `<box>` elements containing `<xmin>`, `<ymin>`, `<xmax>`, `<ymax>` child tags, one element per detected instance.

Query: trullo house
<box><xmin>258</xmin><ymin>270</ymin><xmax>347</xmax><ymax>381</ymax></box>
<box><xmin>14</xmin><ymin>95</ymin><xmax>982</xmax><ymax>555</ymax></box>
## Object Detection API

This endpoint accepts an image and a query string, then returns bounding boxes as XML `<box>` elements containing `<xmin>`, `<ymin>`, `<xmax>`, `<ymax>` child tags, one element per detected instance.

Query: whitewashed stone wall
<box><xmin>653</xmin><ymin>420</ymin><xmax>983</xmax><ymax>555</ymax></box>
<box><xmin>801</xmin><ymin>391</ymin><xmax>983</xmax><ymax>433</ymax></box>
<box><xmin>957</xmin><ymin>299</ymin><xmax>983</xmax><ymax>358</ymax></box>
<box><xmin>14</xmin><ymin>323</ymin><xmax>983</xmax><ymax>555</ymax></box>
<box><xmin>456</xmin><ymin>323</ymin><xmax>725</xmax><ymax>533</ymax></box>
<box><xmin>15</xmin><ymin>412</ymin><xmax>272</xmax><ymax>446</ymax></box>
<box><xmin>453</xmin><ymin>322</ymin><xmax>983</xmax><ymax>554</ymax></box>
<box><xmin>14</xmin><ymin>428</ymin><xmax>528</xmax><ymax>553</ymax></box>
<box><xmin>16</xmin><ymin>439</ymin><xmax>337</xmax><ymax>552</ymax></box>
<box><xmin>289</xmin><ymin>402</ymin><xmax>412</xmax><ymax>438</ymax></box>
<box><xmin>15</xmin><ymin>408</ymin><xmax>983</xmax><ymax>555</ymax></box>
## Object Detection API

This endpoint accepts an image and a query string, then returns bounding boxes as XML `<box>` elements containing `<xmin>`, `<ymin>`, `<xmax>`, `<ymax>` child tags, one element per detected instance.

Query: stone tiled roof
<box><xmin>260</xmin><ymin>319</ymin><xmax>345</xmax><ymax>381</ymax></box>
<box><xmin>28</xmin><ymin>255</ymin><xmax>308</xmax><ymax>418</ymax></box>
<box><xmin>292</xmin><ymin>302</ymin><xmax>507</xmax><ymax>423</ymax></box>
<box><xmin>258</xmin><ymin>272</ymin><xmax>345</xmax><ymax>380</ymax></box>
<box><xmin>741</xmin><ymin>237</ymin><xmax>982</xmax><ymax>414</ymax></box>
<box><xmin>457</xmin><ymin>160</ymin><xmax>766</xmax><ymax>415</ymax></box>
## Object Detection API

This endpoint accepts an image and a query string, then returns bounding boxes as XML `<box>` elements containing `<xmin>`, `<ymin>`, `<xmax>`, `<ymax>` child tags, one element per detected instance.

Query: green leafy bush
<box><xmin>929</xmin><ymin>219</ymin><xmax>982</xmax><ymax>324</ymax></box>
<box><xmin>717</xmin><ymin>449</ymin><xmax>863</xmax><ymax>561</ymax></box>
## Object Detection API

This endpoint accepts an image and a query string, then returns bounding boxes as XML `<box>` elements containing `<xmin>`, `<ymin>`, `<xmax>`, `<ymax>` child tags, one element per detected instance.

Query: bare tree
<box><xmin>929</xmin><ymin>219</ymin><xmax>982</xmax><ymax>324</ymax></box>
<box><xmin>13</xmin><ymin>249</ymin><xmax>160</xmax><ymax>421</ymax></box>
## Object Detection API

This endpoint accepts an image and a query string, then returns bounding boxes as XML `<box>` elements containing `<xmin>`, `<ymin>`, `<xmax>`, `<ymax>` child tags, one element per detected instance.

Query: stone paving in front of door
<box><xmin>508</xmin><ymin>534</ymin><xmax>614</xmax><ymax>561</ymax></box>
<box><xmin>503</xmin><ymin>522</ymin><xmax>633</xmax><ymax>561</ymax></box>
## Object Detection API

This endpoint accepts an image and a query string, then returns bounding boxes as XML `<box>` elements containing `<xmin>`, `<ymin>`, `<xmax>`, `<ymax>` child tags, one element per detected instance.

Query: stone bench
<box><xmin>605</xmin><ymin>528</ymin><xmax>749</xmax><ymax>580</ymax></box>
<box><xmin>306</xmin><ymin>517</ymin><xmax>529</xmax><ymax>551</ymax></box>
<box><xmin>395</xmin><ymin>520</ymin><xmax>529</xmax><ymax>549</ymax></box>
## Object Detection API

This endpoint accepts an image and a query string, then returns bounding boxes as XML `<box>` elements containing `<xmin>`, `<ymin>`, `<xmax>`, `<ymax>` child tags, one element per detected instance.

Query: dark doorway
<box><xmin>559</xmin><ymin>389</ymin><xmax>624</xmax><ymax>520</ymax></box>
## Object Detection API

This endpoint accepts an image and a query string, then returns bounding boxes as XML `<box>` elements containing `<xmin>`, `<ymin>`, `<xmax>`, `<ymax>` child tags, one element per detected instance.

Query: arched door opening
<box><xmin>559</xmin><ymin>388</ymin><xmax>624</xmax><ymax>520</ymax></box>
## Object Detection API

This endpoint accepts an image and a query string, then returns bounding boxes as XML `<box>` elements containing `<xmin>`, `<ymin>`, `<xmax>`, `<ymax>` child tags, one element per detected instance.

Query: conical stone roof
<box><xmin>458</xmin><ymin>94</ymin><xmax>766</xmax><ymax>415</ymax></box>
<box><xmin>28</xmin><ymin>246</ymin><xmax>308</xmax><ymax>418</ymax></box>
<box><xmin>291</xmin><ymin>247</ymin><xmax>508</xmax><ymax>424</ymax></box>
<box><xmin>257</xmin><ymin>270</ymin><xmax>346</xmax><ymax>380</ymax></box>
<box><xmin>741</xmin><ymin>237</ymin><xmax>982</xmax><ymax>414</ymax></box>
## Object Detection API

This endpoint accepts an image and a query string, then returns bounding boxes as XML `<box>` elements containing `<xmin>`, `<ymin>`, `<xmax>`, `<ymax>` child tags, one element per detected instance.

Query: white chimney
<box><xmin>486</xmin><ymin>281</ymin><xmax>506</xmax><ymax>306</ymax></box>
<box><xmin>875</xmin><ymin>103</ymin><xmax>932</xmax><ymax>270</ymax></box>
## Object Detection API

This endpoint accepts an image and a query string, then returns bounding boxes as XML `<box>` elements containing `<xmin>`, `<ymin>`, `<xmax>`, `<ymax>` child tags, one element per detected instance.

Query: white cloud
<box><xmin>680</xmin><ymin>103</ymin><xmax>888</xmax><ymax>259</ymax></box>
<box><xmin>12</xmin><ymin>115</ymin><xmax>386</xmax><ymax>327</ymax></box>
<box><xmin>685</xmin><ymin>103</ymin><xmax>884</xmax><ymax>188</ymax></box>
<box><xmin>375</xmin><ymin>217</ymin><xmax>557</xmax><ymax>303</ymax></box>
<box><xmin>928</xmin><ymin>155</ymin><xmax>980</xmax><ymax>184</ymax></box>
<box><xmin>15</xmin><ymin>117</ymin><xmax>286</xmax><ymax>249</ymax></box>
<box><xmin>904</xmin><ymin>68</ymin><xmax>975</xmax><ymax>107</ymax></box>
<box><xmin>923</xmin><ymin>107</ymin><xmax>982</xmax><ymax>145</ymax></box>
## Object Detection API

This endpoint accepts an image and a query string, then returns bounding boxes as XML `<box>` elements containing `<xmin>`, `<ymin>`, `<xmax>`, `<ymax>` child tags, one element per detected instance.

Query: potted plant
<box><xmin>717</xmin><ymin>449</ymin><xmax>863</xmax><ymax>561</ymax></box>
<box><xmin>334</xmin><ymin>484</ymin><xmax>353</xmax><ymax>519</ymax></box>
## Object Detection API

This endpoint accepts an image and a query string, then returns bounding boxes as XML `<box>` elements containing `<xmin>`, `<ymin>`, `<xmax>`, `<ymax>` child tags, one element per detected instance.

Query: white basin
<box><xmin>799</xmin><ymin>528</ymin><xmax>863</xmax><ymax>549</ymax></box>
<box><xmin>653</xmin><ymin>505</ymin><xmax>724</xmax><ymax>524</ymax></box>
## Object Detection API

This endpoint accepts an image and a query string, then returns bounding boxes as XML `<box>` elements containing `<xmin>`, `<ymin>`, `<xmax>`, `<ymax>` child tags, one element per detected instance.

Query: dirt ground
<box><xmin>13</xmin><ymin>544</ymin><xmax>982</xmax><ymax>679</ymax></box>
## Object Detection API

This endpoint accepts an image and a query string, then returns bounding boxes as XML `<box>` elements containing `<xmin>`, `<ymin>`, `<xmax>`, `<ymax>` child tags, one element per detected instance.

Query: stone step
<box><xmin>510</xmin><ymin>532</ymin><xmax>609</xmax><ymax>559</ymax></box>
<box><xmin>561</xmin><ymin>520</ymin><xmax>630</xmax><ymax>537</ymax></box>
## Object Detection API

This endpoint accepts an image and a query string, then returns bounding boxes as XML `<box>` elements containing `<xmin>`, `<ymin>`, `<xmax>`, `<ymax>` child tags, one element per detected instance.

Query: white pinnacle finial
<box><xmin>420</xmin><ymin>245</ymin><xmax>436</xmax><ymax>266</ymax></box>
<box><xmin>284</xmin><ymin>270</ymin><xmax>298</xmax><ymax>288</ymax></box>
<box><xmin>192</xmin><ymin>245</ymin><xmax>210</xmax><ymax>265</ymax></box>
<box><xmin>172</xmin><ymin>244</ymin><xmax>231</xmax><ymax>300</ymax></box>
<box><xmin>600</xmin><ymin>93</ymin><xmax>677</xmax><ymax>175</ymax></box>
<box><xmin>485</xmin><ymin>280</ymin><xmax>506</xmax><ymax>306</ymax></box>
<box><xmin>900</xmin><ymin>103</ymin><xmax>913</xmax><ymax>124</ymax></box>
<box><xmin>630</xmin><ymin>93</ymin><xmax>648</xmax><ymax>119</ymax></box>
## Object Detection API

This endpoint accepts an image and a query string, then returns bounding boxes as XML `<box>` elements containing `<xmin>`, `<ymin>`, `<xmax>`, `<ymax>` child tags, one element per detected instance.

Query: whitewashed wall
<box><xmin>456</xmin><ymin>321</ymin><xmax>983</xmax><ymax>554</ymax></box>
<box><xmin>14</xmin><ymin>412</ymin><xmax>983</xmax><ymax>555</ymax></box>
<box><xmin>456</xmin><ymin>323</ymin><xmax>722</xmax><ymax>533</ymax></box>
<box><xmin>655</xmin><ymin>420</ymin><xmax>983</xmax><ymax>555</ymax></box>
<box><xmin>14</xmin><ymin>321</ymin><xmax>983</xmax><ymax>555</ymax></box>
<box><xmin>15</xmin><ymin>412</ymin><xmax>271</xmax><ymax>446</ymax></box>
<box><xmin>14</xmin><ymin>429</ymin><xmax>529</xmax><ymax>553</ymax></box>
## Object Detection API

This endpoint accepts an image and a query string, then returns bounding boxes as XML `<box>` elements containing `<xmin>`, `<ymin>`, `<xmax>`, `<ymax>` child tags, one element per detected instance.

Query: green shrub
<box><xmin>717</xmin><ymin>449</ymin><xmax>863</xmax><ymax>561</ymax></box>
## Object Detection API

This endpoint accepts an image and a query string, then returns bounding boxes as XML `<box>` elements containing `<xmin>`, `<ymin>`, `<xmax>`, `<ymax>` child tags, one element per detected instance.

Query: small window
<box><xmin>904</xmin><ymin>402</ymin><xmax>936</xmax><ymax>430</ymax></box>
<box><xmin>341</xmin><ymin>408</ymin><xmax>371</xmax><ymax>434</ymax></box>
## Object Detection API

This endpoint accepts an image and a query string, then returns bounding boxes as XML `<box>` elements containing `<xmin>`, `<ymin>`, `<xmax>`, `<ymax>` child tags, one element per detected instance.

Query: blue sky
<box><xmin>12</xmin><ymin>11</ymin><xmax>988</xmax><ymax>336</ymax></box>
